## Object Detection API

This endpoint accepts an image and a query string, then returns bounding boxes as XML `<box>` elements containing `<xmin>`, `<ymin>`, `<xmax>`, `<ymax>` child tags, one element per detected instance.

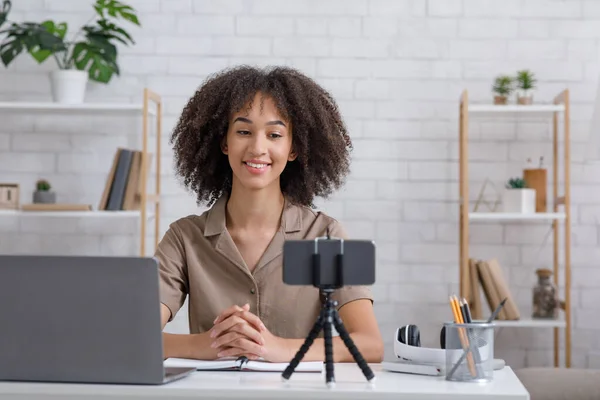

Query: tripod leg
<box><xmin>281</xmin><ymin>308</ymin><xmax>325</xmax><ymax>381</ymax></box>
<box><xmin>323</xmin><ymin>311</ymin><xmax>335</xmax><ymax>388</ymax></box>
<box><xmin>332</xmin><ymin>310</ymin><xmax>375</xmax><ymax>382</ymax></box>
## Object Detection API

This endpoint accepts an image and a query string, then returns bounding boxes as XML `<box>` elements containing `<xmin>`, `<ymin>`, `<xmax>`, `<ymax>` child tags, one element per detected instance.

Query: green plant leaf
<box><xmin>492</xmin><ymin>75</ymin><xmax>514</xmax><ymax>96</ymax></box>
<box><xmin>0</xmin><ymin>0</ymin><xmax>11</xmax><ymax>29</ymax></box>
<box><xmin>94</xmin><ymin>0</ymin><xmax>140</xmax><ymax>26</ymax></box>
<box><xmin>0</xmin><ymin>21</ymin><xmax>66</xmax><ymax>66</ymax></box>
<box><xmin>516</xmin><ymin>69</ymin><xmax>536</xmax><ymax>90</ymax></box>
<box><xmin>72</xmin><ymin>38</ymin><xmax>119</xmax><ymax>83</ymax></box>
<box><xmin>29</xmin><ymin>20</ymin><xmax>67</xmax><ymax>63</ymax></box>
<box><xmin>85</xmin><ymin>19</ymin><xmax>134</xmax><ymax>46</ymax></box>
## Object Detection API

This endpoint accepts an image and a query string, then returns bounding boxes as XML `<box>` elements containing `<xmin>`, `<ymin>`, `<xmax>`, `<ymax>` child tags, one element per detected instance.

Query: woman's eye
<box><xmin>269</xmin><ymin>132</ymin><xmax>282</xmax><ymax>139</ymax></box>
<box><xmin>237</xmin><ymin>130</ymin><xmax>250</xmax><ymax>135</ymax></box>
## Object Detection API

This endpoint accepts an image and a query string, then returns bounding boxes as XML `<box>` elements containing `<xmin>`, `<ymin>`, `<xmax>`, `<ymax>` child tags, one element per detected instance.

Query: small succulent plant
<box><xmin>506</xmin><ymin>177</ymin><xmax>527</xmax><ymax>189</ymax></box>
<box><xmin>36</xmin><ymin>179</ymin><xmax>51</xmax><ymax>191</ymax></box>
<box><xmin>516</xmin><ymin>69</ymin><xmax>536</xmax><ymax>91</ymax></box>
<box><xmin>492</xmin><ymin>75</ymin><xmax>514</xmax><ymax>96</ymax></box>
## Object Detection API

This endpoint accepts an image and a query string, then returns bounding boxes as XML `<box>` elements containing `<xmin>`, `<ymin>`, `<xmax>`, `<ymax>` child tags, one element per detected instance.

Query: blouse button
<box><xmin>250</xmin><ymin>288</ymin><xmax>256</xmax><ymax>294</ymax></box>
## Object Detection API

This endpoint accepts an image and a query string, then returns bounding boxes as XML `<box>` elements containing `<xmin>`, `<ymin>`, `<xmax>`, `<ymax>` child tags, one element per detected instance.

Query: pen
<box><xmin>449</xmin><ymin>295</ymin><xmax>476</xmax><ymax>377</ymax></box>
<box><xmin>487</xmin><ymin>298</ymin><xmax>507</xmax><ymax>322</ymax></box>
<box><xmin>447</xmin><ymin>297</ymin><xmax>507</xmax><ymax>379</ymax></box>
<box><xmin>461</xmin><ymin>298</ymin><xmax>472</xmax><ymax>323</ymax></box>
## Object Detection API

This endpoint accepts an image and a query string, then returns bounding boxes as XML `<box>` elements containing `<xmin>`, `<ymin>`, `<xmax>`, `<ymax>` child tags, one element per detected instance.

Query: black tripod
<box><xmin>281</xmin><ymin>237</ymin><xmax>375</xmax><ymax>387</ymax></box>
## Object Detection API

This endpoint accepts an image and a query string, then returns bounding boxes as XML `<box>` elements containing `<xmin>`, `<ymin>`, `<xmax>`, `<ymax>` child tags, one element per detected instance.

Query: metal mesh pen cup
<box><xmin>444</xmin><ymin>322</ymin><xmax>494</xmax><ymax>383</ymax></box>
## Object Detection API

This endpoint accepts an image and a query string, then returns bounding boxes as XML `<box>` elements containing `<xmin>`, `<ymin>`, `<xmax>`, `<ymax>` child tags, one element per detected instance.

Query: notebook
<box><xmin>164</xmin><ymin>357</ymin><xmax>323</xmax><ymax>373</ymax></box>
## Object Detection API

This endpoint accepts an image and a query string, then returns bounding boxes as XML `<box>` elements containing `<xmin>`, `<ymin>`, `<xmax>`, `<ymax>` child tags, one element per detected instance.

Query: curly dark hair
<box><xmin>170</xmin><ymin>65</ymin><xmax>353</xmax><ymax>207</ymax></box>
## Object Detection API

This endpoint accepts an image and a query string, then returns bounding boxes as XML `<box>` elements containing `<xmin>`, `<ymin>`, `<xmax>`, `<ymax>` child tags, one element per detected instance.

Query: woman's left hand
<box><xmin>211</xmin><ymin>306</ymin><xmax>292</xmax><ymax>363</ymax></box>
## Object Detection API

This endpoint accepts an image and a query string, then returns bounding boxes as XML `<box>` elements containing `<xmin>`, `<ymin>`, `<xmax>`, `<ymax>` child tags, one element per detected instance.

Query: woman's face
<box><xmin>223</xmin><ymin>92</ymin><xmax>296</xmax><ymax>193</ymax></box>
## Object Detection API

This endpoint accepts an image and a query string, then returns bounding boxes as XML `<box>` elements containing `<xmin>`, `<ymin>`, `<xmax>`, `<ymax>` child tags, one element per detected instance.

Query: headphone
<box><xmin>394</xmin><ymin>324</ymin><xmax>502</xmax><ymax>370</ymax></box>
<box><xmin>397</xmin><ymin>324</ymin><xmax>448</xmax><ymax>349</ymax></box>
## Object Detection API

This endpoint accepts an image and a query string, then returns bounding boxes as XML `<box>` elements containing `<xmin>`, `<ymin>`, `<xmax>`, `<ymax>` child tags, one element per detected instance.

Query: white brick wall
<box><xmin>1</xmin><ymin>0</ymin><xmax>599</xmax><ymax>369</ymax></box>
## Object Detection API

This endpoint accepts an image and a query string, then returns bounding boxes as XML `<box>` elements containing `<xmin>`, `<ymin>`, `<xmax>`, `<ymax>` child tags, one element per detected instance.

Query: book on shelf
<box><xmin>98</xmin><ymin>147</ymin><xmax>151</xmax><ymax>211</ymax></box>
<box><xmin>163</xmin><ymin>356</ymin><xmax>323</xmax><ymax>373</ymax></box>
<box><xmin>466</xmin><ymin>257</ymin><xmax>520</xmax><ymax>321</ymax></box>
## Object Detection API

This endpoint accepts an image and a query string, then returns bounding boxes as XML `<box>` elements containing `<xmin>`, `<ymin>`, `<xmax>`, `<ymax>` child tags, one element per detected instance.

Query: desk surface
<box><xmin>0</xmin><ymin>364</ymin><xmax>529</xmax><ymax>400</ymax></box>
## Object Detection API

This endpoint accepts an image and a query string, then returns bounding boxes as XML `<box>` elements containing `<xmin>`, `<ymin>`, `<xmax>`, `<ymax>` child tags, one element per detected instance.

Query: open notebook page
<box><xmin>164</xmin><ymin>357</ymin><xmax>323</xmax><ymax>373</ymax></box>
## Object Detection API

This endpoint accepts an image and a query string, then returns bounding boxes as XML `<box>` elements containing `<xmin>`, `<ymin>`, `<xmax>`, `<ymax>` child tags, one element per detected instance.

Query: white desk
<box><xmin>0</xmin><ymin>364</ymin><xmax>529</xmax><ymax>400</ymax></box>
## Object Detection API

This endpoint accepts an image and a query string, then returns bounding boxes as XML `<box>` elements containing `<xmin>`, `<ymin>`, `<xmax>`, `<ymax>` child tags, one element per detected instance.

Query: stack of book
<box><xmin>467</xmin><ymin>258</ymin><xmax>520</xmax><ymax>321</ymax></box>
<box><xmin>98</xmin><ymin>147</ymin><xmax>147</xmax><ymax>211</ymax></box>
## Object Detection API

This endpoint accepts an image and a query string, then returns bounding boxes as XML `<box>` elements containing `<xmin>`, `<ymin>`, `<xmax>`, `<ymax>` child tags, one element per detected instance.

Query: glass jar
<box><xmin>532</xmin><ymin>268</ymin><xmax>558</xmax><ymax>319</ymax></box>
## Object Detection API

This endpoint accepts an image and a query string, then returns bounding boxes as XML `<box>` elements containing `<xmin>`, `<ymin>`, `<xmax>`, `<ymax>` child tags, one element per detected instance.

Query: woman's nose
<box><xmin>248</xmin><ymin>133</ymin><xmax>267</xmax><ymax>155</ymax></box>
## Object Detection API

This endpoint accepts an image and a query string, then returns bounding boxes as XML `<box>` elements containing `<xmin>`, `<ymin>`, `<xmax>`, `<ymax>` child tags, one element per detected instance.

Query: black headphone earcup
<box><xmin>398</xmin><ymin>325</ymin><xmax>421</xmax><ymax>347</ymax></box>
<box><xmin>398</xmin><ymin>325</ymin><xmax>408</xmax><ymax>344</ymax></box>
<box><xmin>410</xmin><ymin>325</ymin><xmax>421</xmax><ymax>347</ymax></box>
<box><xmin>440</xmin><ymin>326</ymin><xmax>446</xmax><ymax>349</ymax></box>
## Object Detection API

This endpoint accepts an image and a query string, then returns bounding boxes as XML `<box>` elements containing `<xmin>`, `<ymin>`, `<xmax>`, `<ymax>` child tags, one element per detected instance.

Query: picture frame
<box><xmin>0</xmin><ymin>183</ymin><xmax>20</xmax><ymax>210</ymax></box>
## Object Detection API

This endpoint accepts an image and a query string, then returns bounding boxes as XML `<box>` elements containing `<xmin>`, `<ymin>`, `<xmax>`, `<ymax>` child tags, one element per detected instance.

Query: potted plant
<box><xmin>33</xmin><ymin>179</ymin><xmax>56</xmax><ymax>204</ymax></box>
<box><xmin>492</xmin><ymin>75</ymin><xmax>513</xmax><ymax>105</ymax></box>
<box><xmin>515</xmin><ymin>69</ymin><xmax>536</xmax><ymax>105</ymax></box>
<box><xmin>0</xmin><ymin>0</ymin><xmax>140</xmax><ymax>104</ymax></box>
<box><xmin>502</xmin><ymin>177</ymin><xmax>535</xmax><ymax>214</ymax></box>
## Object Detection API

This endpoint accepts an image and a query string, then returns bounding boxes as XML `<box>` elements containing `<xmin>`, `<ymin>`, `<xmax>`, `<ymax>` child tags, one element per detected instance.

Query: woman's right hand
<box><xmin>209</xmin><ymin>304</ymin><xmax>267</xmax><ymax>359</ymax></box>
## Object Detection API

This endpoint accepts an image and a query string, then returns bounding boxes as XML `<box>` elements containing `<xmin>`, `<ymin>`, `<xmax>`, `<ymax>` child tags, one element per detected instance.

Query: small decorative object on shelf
<box><xmin>0</xmin><ymin>183</ymin><xmax>19</xmax><ymax>209</ymax></box>
<box><xmin>33</xmin><ymin>179</ymin><xmax>56</xmax><ymax>204</ymax></box>
<box><xmin>492</xmin><ymin>75</ymin><xmax>513</xmax><ymax>105</ymax></box>
<box><xmin>523</xmin><ymin>157</ymin><xmax>547</xmax><ymax>212</ymax></box>
<box><xmin>516</xmin><ymin>69</ymin><xmax>536</xmax><ymax>105</ymax></box>
<box><xmin>532</xmin><ymin>268</ymin><xmax>559</xmax><ymax>319</ymax></box>
<box><xmin>0</xmin><ymin>0</ymin><xmax>140</xmax><ymax>104</ymax></box>
<box><xmin>502</xmin><ymin>177</ymin><xmax>535</xmax><ymax>213</ymax></box>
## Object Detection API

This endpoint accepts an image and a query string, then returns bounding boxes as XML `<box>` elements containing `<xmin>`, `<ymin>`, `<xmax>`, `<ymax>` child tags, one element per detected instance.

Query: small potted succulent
<box><xmin>33</xmin><ymin>179</ymin><xmax>56</xmax><ymax>204</ymax></box>
<box><xmin>515</xmin><ymin>69</ymin><xmax>536</xmax><ymax>105</ymax></box>
<box><xmin>502</xmin><ymin>177</ymin><xmax>535</xmax><ymax>214</ymax></box>
<box><xmin>492</xmin><ymin>75</ymin><xmax>513</xmax><ymax>105</ymax></box>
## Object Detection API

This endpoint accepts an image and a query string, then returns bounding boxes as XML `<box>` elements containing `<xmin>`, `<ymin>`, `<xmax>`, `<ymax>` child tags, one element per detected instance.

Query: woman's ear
<box><xmin>221</xmin><ymin>137</ymin><xmax>228</xmax><ymax>154</ymax></box>
<box><xmin>288</xmin><ymin>149</ymin><xmax>297</xmax><ymax>161</ymax></box>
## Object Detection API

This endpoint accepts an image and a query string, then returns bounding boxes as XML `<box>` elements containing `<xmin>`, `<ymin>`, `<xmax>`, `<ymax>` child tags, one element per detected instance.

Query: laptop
<box><xmin>0</xmin><ymin>255</ymin><xmax>195</xmax><ymax>385</ymax></box>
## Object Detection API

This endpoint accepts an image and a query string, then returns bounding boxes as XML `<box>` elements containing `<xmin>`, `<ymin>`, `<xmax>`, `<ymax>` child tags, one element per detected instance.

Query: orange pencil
<box><xmin>449</xmin><ymin>295</ymin><xmax>477</xmax><ymax>377</ymax></box>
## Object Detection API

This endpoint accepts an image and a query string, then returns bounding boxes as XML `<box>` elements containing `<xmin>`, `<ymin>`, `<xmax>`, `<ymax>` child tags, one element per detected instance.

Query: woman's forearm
<box><xmin>162</xmin><ymin>331</ymin><xmax>218</xmax><ymax>360</ymax></box>
<box><xmin>284</xmin><ymin>332</ymin><xmax>384</xmax><ymax>363</ymax></box>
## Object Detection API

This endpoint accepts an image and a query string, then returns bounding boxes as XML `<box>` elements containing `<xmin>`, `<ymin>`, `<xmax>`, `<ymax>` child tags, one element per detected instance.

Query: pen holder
<box><xmin>444</xmin><ymin>322</ymin><xmax>494</xmax><ymax>383</ymax></box>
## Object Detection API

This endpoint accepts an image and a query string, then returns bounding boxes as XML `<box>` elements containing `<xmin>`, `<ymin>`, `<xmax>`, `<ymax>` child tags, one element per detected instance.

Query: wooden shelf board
<box><xmin>469</xmin><ymin>212</ymin><xmax>566</xmax><ymax>221</ymax></box>
<box><xmin>491</xmin><ymin>319</ymin><xmax>566</xmax><ymax>328</ymax></box>
<box><xmin>0</xmin><ymin>210</ymin><xmax>154</xmax><ymax>218</ymax></box>
<box><xmin>0</xmin><ymin>101</ymin><xmax>156</xmax><ymax>115</ymax></box>
<box><xmin>468</xmin><ymin>104</ymin><xmax>564</xmax><ymax>113</ymax></box>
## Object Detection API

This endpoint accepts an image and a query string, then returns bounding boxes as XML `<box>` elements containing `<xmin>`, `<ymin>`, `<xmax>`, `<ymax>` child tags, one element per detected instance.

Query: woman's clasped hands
<box><xmin>209</xmin><ymin>304</ymin><xmax>291</xmax><ymax>363</ymax></box>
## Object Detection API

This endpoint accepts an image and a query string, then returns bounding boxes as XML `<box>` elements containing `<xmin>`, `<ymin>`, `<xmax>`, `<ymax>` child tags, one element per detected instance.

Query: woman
<box><xmin>156</xmin><ymin>65</ymin><xmax>383</xmax><ymax>364</ymax></box>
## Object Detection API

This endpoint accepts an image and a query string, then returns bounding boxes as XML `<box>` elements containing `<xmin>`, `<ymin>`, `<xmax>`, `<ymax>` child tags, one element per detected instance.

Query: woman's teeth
<box><xmin>246</xmin><ymin>162</ymin><xmax>268</xmax><ymax>169</ymax></box>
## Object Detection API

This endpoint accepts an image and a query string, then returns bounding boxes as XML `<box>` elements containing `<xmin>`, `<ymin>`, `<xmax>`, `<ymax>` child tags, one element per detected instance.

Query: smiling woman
<box><xmin>157</xmin><ymin>65</ymin><xmax>384</xmax><ymax>365</ymax></box>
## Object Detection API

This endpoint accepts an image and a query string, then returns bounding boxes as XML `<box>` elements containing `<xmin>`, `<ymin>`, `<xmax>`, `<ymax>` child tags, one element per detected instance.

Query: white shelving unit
<box><xmin>459</xmin><ymin>89</ymin><xmax>572</xmax><ymax>368</ymax></box>
<box><xmin>492</xmin><ymin>319</ymin><xmax>566</xmax><ymax>329</ymax></box>
<box><xmin>0</xmin><ymin>88</ymin><xmax>162</xmax><ymax>256</ymax></box>
<box><xmin>469</xmin><ymin>212</ymin><xmax>566</xmax><ymax>221</ymax></box>
<box><xmin>0</xmin><ymin>101</ymin><xmax>156</xmax><ymax>115</ymax></box>
<box><xmin>468</xmin><ymin>104</ymin><xmax>565</xmax><ymax>113</ymax></box>
<box><xmin>0</xmin><ymin>209</ymin><xmax>154</xmax><ymax>219</ymax></box>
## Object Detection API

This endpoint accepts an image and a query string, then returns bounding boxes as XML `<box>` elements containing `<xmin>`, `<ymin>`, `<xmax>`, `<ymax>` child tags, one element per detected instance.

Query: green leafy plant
<box><xmin>0</xmin><ymin>0</ymin><xmax>140</xmax><ymax>83</ymax></box>
<box><xmin>492</xmin><ymin>75</ymin><xmax>514</xmax><ymax>97</ymax></box>
<box><xmin>36</xmin><ymin>179</ymin><xmax>51</xmax><ymax>191</ymax></box>
<box><xmin>506</xmin><ymin>177</ymin><xmax>528</xmax><ymax>189</ymax></box>
<box><xmin>516</xmin><ymin>69</ymin><xmax>536</xmax><ymax>91</ymax></box>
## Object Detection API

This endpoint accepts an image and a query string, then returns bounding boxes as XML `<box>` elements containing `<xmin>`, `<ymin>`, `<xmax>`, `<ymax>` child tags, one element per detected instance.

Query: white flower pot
<box><xmin>517</xmin><ymin>89</ymin><xmax>534</xmax><ymax>105</ymax></box>
<box><xmin>50</xmin><ymin>69</ymin><xmax>88</xmax><ymax>104</ymax></box>
<box><xmin>502</xmin><ymin>188</ymin><xmax>536</xmax><ymax>213</ymax></box>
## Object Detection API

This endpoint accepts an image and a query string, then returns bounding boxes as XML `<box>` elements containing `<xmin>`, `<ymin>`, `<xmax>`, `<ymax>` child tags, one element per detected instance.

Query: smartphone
<box><xmin>282</xmin><ymin>238</ymin><xmax>376</xmax><ymax>287</ymax></box>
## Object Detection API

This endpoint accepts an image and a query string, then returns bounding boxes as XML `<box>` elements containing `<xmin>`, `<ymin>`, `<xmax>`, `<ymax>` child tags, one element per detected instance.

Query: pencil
<box><xmin>449</xmin><ymin>295</ymin><xmax>477</xmax><ymax>377</ymax></box>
